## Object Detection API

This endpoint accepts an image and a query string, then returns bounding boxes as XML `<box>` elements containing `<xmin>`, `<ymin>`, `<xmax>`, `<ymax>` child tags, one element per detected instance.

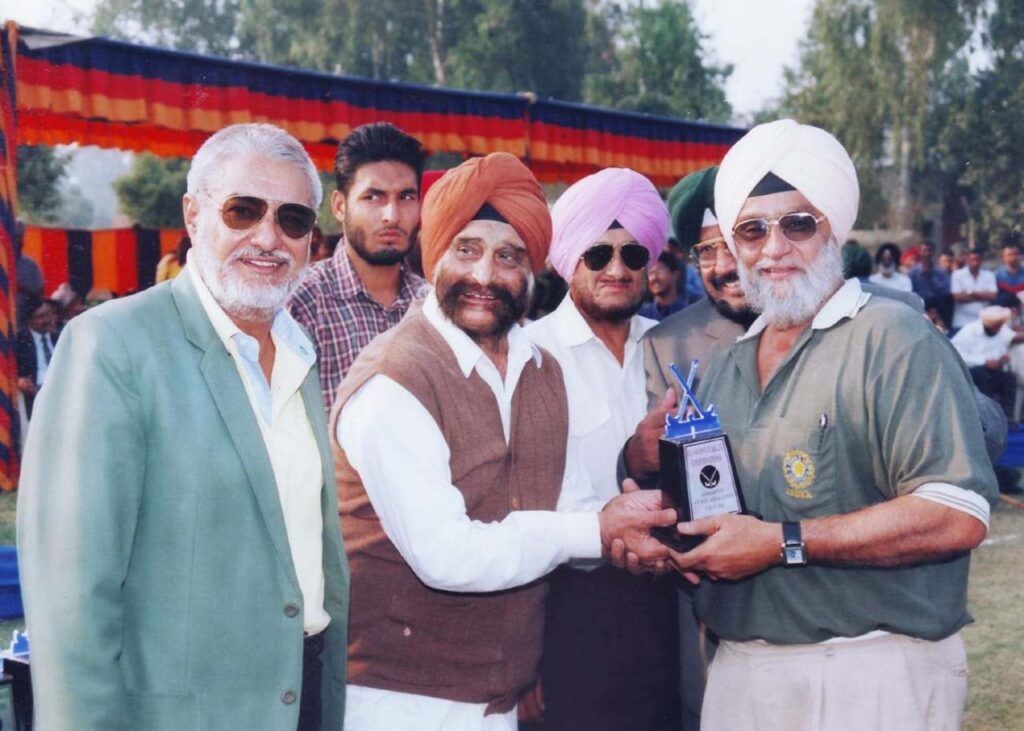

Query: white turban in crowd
<box><xmin>548</xmin><ymin>167</ymin><xmax>669</xmax><ymax>282</ymax></box>
<box><xmin>714</xmin><ymin>119</ymin><xmax>860</xmax><ymax>255</ymax></box>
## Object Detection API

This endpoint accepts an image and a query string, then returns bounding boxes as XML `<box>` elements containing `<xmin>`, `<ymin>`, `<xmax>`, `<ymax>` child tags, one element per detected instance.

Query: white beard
<box><xmin>738</xmin><ymin>238</ymin><xmax>845</xmax><ymax>329</ymax></box>
<box><xmin>192</xmin><ymin>243</ymin><xmax>301</xmax><ymax>322</ymax></box>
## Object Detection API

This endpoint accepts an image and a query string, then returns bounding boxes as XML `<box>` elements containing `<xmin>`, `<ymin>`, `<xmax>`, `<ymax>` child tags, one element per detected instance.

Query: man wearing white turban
<box><xmin>524</xmin><ymin>167</ymin><xmax>679</xmax><ymax>731</ymax></box>
<box><xmin>665</xmin><ymin>119</ymin><xmax>997</xmax><ymax>731</ymax></box>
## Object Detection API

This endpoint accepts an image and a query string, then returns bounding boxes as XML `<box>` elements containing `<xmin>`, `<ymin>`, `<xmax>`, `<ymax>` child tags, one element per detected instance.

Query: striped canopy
<box><xmin>11</xmin><ymin>24</ymin><xmax>743</xmax><ymax>185</ymax></box>
<box><xmin>0</xmin><ymin>21</ymin><xmax>747</xmax><ymax>489</ymax></box>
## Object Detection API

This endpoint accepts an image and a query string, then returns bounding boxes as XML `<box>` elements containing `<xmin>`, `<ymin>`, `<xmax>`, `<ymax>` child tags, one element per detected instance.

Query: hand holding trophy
<box><xmin>647</xmin><ymin>360</ymin><xmax>747</xmax><ymax>551</ymax></box>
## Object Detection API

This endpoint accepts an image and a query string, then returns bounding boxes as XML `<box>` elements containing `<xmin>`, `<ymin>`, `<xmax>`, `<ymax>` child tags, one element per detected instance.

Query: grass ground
<box><xmin>963</xmin><ymin>500</ymin><xmax>1024</xmax><ymax>730</ymax></box>
<box><xmin>0</xmin><ymin>491</ymin><xmax>1019</xmax><ymax>723</ymax></box>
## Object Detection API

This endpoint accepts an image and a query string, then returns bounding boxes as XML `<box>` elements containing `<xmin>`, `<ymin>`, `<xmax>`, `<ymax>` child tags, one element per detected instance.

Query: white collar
<box><xmin>187</xmin><ymin>260</ymin><xmax>315</xmax><ymax>367</ymax></box>
<box><xmin>741</xmin><ymin>278</ymin><xmax>871</xmax><ymax>341</ymax></box>
<box><xmin>548</xmin><ymin>293</ymin><xmax>656</xmax><ymax>348</ymax></box>
<box><xmin>421</xmin><ymin>289</ymin><xmax>542</xmax><ymax>378</ymax></box>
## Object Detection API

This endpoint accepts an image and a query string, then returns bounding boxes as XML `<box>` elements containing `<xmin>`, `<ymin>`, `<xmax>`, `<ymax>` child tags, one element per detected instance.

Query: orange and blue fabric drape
<box><xmin>0</xmin><ymin>25</ymin><xmax>20</xmax><ymax>490</ymax></box>
<box><xmin>12</xmin><ymin>27</ymin><xmax>743</xmax><ymax>186</ymax></box>
<box><xmin>20</xmin><ymin>226</ymin><xmax>185</xmax><ymax>297</ymax></box>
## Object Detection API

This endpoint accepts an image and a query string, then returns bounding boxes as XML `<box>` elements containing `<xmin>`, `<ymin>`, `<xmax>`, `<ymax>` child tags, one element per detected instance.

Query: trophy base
<box><xmin>650</xmin><ymin>525</ymin><xmax>705</xmax><ymax>553</ymax></box>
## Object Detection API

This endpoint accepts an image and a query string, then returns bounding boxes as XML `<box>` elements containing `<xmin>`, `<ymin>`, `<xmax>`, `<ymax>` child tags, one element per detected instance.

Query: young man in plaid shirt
<box><xmin>289</xmin><ymin>122</ymin><xmax>427</xmax><ymax>413</ymax></box>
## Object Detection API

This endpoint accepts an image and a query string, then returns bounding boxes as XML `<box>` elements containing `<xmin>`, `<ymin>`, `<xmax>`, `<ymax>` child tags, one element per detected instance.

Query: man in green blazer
<box><xmin>17</xmin><ymin>123</ymin><xmax>349</xmax><ymax>731</ymax></box>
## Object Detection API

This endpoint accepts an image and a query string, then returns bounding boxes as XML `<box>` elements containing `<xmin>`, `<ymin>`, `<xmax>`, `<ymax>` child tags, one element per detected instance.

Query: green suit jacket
<box><xmin>17</xmin><ymin>272</ymin><xmax>349</xmax><ymax>730</ymax></box>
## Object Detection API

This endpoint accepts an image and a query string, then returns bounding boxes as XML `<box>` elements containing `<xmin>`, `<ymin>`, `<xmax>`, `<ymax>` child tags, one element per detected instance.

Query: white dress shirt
<box><xmin>951</xmin><ymin>267</ymin><xmax>997</xmax><ymax>329</ymax></box>
<box><xmin>525</xmin><ymin>295</ymin><xmax>656</xmax><ymax>506</ymax></box>
<box><xmin>337</xmin><ymin>289</ymin><xmax>604</xmax><ymax>731</ymax></box>
<box><xmin>868</xmin><ymin>270</ymin><xmax>913</xmax><ymax>292</ymax></box>
<box><xmin>189</xmin><ymin>263</ymin><xmax>330</xmax><ymax>634</ymax></box>
<box><xmin>951</xmin><ymin>319</ymin><xmax>1015</xmax><ymax>368</ymax></box>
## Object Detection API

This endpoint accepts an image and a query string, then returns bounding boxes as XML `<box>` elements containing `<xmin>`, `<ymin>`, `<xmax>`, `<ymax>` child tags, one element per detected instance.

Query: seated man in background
<box><xmin>952</xmin><ymin>305</ymin><xmax>1024</xmax><ymax>423</ymax></box>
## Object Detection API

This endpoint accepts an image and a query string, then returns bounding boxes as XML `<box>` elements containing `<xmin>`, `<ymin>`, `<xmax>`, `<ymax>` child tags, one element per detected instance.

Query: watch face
<box><xmin>784</xmin><ymin>546</ymin><xmax>805</xmax><ymax>565</ymax></box>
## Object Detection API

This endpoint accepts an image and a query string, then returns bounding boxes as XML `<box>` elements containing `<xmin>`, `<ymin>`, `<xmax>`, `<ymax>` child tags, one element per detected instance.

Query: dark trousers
<box><xmin>970</xmin><ymin>366</ymin><xmax>1016</xmax><ymax>422</ymax></box>
<box><xmin>521</xmin><ymin>564</ymin><xmax>680</xmax><ymax>731</ymax></box>
<box><xmin>297</xmin><ymin>633</ymin><xmax>324</xmax><ymax>731</ymax></box>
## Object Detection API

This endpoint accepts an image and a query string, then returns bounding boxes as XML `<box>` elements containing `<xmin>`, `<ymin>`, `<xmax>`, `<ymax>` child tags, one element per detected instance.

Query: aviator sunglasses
<box><xmin>581</xmin><ymin>243</ymin><xmax>651</xmax><ymax>272</ymax></box>
<box><xmin>732</xmin><ymin>212</ymin><xmax>827</xmax><ymax>249</ymax></box>
<box><xmin>203</xmin><ymin>193</ymin><xmax>318</xmax><ymax>239</ymax></box>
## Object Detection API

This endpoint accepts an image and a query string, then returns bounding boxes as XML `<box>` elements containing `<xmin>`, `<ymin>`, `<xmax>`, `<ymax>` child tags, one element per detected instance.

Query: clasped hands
<box><xmin>599</xmin><ymin>479</ymin><xmax>783</xmax><ymax>582</ymax></box>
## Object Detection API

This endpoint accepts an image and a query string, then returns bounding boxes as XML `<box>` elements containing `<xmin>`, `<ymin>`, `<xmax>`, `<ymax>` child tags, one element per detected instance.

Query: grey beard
<box><xmin>192</xmin><ymin>244</ymin><xmax>301</xmax><ymax>322</ymax></box>
<box><xmin>738</xmin><ymin>239</ymin><xmax>845</xmax><ymax>329</ymax></box>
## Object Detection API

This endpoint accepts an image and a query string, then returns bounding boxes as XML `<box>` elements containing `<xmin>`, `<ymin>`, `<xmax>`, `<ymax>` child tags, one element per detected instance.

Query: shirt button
<box><xmin>511</xmin><ymin>497</ymin><xmax>521</xmax><ymax>509</ymax></box>
<box><xmin>282</xmin><ymin>690</ymin><xmax>297</xmax><ymax>705</ymax></box>
<box><xmin>402</xmin><ymin>626</ymin><xmax>412</xmax><ymax>637</ymax></box>
<box><xmin>284</xmin><ymin>603</ymin><xmax>300</xmax><ymax>618</ymax></box>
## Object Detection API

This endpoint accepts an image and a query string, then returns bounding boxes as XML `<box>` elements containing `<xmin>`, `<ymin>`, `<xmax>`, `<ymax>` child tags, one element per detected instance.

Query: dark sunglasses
<box><xmin>732</xmin><ymin>212</ymin><xmax>826</xmax><ymax>248</ymax></box>
<box><xmin>210</xmin><ymin>194</ymin><xmax>318</xmax><ymax>239</ymax></box>
<box><xmin>581</xmin><ymin>243</ymin><xmax>651</xmax><ymax>272</ymax></box>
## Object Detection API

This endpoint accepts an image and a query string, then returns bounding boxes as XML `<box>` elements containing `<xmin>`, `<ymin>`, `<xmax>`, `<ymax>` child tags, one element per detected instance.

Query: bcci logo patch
<box><xmin>783</xmin><ymin>449</ymin><xmax>815</xmax><ymax>499</ymax></box>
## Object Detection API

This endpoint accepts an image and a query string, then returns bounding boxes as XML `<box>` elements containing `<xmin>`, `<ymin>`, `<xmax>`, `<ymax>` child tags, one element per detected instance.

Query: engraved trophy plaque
<box><xmin>651</xmin><ymin>360</ymin><xmax>746</xmax><ymax>551</ymax></box>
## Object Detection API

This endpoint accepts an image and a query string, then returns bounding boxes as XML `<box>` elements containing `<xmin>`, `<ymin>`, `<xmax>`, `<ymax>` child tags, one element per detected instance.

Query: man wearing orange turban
<box><xmin>419</xmin><ymin>152</ymin><xmax>552</xmax><ymax>281</ymax></box>
<box><xmin>330</xmin><ymin>153</ymin><xmax>677</xmax><ymax>731</ymax></box>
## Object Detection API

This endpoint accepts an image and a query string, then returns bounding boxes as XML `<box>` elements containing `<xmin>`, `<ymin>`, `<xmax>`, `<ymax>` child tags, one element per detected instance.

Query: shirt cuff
<box><xmin>560</xmin><ymin>511</ymin><xmax>603</xmax><ymax>560</ymax></box>
<box><xmin>910</xmin><ymin>482</ymin><xmax>990</xmax><ymax>528</ymax></box>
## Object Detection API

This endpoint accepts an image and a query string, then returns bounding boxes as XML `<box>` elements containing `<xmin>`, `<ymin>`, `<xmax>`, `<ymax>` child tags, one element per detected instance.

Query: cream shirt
<box><xmin>189</xmin><ymin>263</ymin><xmax>329</xmax><ymax>634</ymax></box>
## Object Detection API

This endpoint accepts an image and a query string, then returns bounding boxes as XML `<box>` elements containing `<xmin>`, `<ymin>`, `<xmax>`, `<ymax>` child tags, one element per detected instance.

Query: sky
<box><xmin>2</xmin><ymin>0</ymin><xmax>815</xmax><ymax>123</ymax></box>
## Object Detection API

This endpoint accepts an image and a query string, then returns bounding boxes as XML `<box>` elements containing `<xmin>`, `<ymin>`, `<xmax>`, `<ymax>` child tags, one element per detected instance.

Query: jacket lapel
<box><xmin>171</xmin><ymin>272</ymin><xmax>301</xmax><ymax>593</ymax></box>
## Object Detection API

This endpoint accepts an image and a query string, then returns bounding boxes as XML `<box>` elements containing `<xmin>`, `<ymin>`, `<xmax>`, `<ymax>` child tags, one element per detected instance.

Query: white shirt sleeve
<box><xmin>910</xmin><ymin>482</ymin><xmax>990</xmax><ymax>528</ymax></box>
<box><xmin>951</xmin><ymin>326</ymin><xmax>987</xmax><ymax>367</ymax></box>
<box><xmin>337</xmin><ymin>374</ymin><xmax>603</xmax><ymax>593</ymax></box>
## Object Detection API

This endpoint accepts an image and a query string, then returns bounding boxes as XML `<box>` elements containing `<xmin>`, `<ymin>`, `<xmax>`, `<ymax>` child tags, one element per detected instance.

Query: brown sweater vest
<box><xmin>330</xmin><ymin>303</ymin><xmax>569</xmax><ymax>714</ymax></box>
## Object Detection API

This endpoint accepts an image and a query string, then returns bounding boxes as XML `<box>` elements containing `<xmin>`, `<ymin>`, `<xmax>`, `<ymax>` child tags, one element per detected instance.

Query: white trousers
<box><xmin>701</xmin><ymin>631</ymin><xmax>968</xmax><ymax>731</ymax></box>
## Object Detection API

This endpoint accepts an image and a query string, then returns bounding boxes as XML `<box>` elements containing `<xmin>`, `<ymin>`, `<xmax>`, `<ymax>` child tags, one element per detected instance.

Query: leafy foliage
<box><xmin>113</xmin><ymin>155</ymin><xmax>190</xmax><ymax>229</ymax></box>
<box><xmin>585</xmin><ymin>0</ymin><xmax>732</xmax><ymax>121</ymax></box>
<box><xmin>776</xmin><ymin>0</ymin><xmax>981</xmax><ymax>230</ymax></box>
<box><xmin>16</xmin><ymin>146</ymin><xmax>69</xmax><ymax>225</ymax></box>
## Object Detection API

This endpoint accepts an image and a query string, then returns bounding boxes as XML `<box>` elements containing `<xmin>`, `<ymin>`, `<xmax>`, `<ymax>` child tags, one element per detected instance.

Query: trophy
<box><xmin>650</xmin><ymin>360</ymin><xmax>746</xmax><ymax>551</ymax></box>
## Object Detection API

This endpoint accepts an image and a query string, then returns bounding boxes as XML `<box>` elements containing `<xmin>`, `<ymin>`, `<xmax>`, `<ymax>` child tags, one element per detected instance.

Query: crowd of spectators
<box><xmin>842</xmin><ymin>237</ymin><xmax>1024</xmax><ymax>466</ymax></box>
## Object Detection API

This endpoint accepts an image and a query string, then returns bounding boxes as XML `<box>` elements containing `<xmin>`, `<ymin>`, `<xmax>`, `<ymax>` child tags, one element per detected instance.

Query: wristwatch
<box><xmin>781</xmin><ymin>521</ymin><xmax>807</xmax><ymax>566</ymax></box>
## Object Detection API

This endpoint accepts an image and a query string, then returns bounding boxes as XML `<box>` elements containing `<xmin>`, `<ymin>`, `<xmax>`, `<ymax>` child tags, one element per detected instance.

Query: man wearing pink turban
<box><xmin>525</xmin><ymin>168</ymin><xmax>678</xmax><ymax>731</ymax></box>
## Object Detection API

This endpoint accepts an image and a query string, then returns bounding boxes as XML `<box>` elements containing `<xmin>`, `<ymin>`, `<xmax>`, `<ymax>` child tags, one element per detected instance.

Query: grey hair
<box><xmin>186</xmin><ymin>123</ymin><xmax>323</xmax><ymax>209</ymax></box>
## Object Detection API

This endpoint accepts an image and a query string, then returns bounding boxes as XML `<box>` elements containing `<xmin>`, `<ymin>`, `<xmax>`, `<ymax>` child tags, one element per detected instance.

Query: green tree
<box><xmin>776</xmin><ymin>0</ymin><xmax>980</xmax><ymax>230</ymax></box>
<box><xmin>113</xmin><ymin>154</ymin><xmax>190</xmax><ymax>228</ymax></box>
<box><xmin>444</xmin><ymin>0</ymin><xmax>589</xmax><ymax>100</ymax></box>
<box><xmin>584</xmin><ymin>0</ymin><xmax>732</xmax><ymax>121</ymax></box>
<box><xmin>936</xmin><ymin>0</ymin><xmax>1024</xmax><ymax>246</ymax></box>
<box><xmin>92</xmin><ymin>0</ymin><xmax>241</xmax><ymax>56</ymax></box>
<box><xmin>16</xmin><ymin>146</ymin><xmax>69</xmax><ymax>225</ymax></box>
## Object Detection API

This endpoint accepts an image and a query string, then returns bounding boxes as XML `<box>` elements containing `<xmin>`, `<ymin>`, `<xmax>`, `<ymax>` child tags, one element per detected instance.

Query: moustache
<box><xmin>708</xmin><ymin>270</ymin><xmax>740</xmax><ymax>291</ymax></box>
<box><xmin>753</xmin><ymin>256</ymin><xmax>803</xmax><ymax>273</ymax></box>
<box><xmin>442</xmin><ymin>280</ymin><xmax>523</xmax><ymax>311</ymax></box>
<box><xmin>228</xmin><ymin>247</ymin><xmax>296</xmax><ymax>266</ymax></box>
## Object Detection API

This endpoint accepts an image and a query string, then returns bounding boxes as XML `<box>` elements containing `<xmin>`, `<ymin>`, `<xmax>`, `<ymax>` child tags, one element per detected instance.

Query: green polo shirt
<box><xmin>695</xmin><ymin>280</ymin><xmax>998</xmax><ymax>644</ymax></box>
